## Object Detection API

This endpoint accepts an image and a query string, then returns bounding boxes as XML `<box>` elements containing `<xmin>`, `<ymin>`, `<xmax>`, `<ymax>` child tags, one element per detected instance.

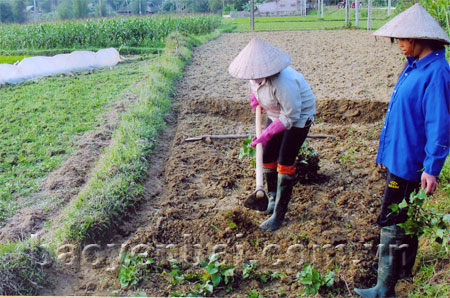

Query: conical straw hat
<box><xmin>373</xmin><ymin>3</ymin><xmax>450</xmax><ymax>45</ymax></box>
<box><xmin>228</xmin><ymin>38</ymin><xmax>291</xmax><ymax>80</ymax></box>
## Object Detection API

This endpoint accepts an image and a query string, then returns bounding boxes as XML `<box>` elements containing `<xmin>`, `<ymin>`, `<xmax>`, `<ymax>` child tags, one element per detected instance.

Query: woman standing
<box><xmin>355</xmin><ymin>4</ymin><xmax>450</xmax><ymax>298</ymax></box>
<box><xmin>228</xmin><ymin>38</ymin><xmax>316</xmax><ymax>231</ymax></box>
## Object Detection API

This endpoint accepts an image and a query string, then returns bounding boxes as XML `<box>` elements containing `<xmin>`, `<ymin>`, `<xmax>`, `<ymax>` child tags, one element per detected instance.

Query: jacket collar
<box><xmin>407</xmin><ymin>48</ymin><xmax>446</xmax><ymax>69</ymax></box>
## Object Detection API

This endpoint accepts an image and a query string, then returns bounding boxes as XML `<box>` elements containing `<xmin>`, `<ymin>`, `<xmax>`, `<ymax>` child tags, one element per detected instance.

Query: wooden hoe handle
<box><xmin>255</xmin><ymin>105</ymin><xmax>264</xmax><ymax>196</ymax></box>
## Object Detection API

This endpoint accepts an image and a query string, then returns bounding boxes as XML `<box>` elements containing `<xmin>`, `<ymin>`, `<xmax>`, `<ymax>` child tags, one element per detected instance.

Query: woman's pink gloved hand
<box><xmin>251</xmin><ymin>119</ymin><xmax>285</xmax><ymax>148</ymax></box>
<box><xmin>249</xmin><ymin>93</ymin><xmax>262</xmax><ymax>112</ymax></box>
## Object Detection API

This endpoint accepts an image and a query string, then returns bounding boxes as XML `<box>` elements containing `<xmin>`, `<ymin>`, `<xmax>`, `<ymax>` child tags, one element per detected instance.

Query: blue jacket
<box><xmin>376</xmin><ymin>49</ymin><xmax>450</xmax><ymax>181</ymax></box>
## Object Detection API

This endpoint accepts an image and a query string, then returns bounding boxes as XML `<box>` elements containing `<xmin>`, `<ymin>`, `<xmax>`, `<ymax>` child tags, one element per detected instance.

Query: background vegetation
<box><xmin>0</xmin><ymin>15</ymin><xmax>221</xmax><ymax>52</ymax></box>
<box><xmin>0</xmin><ymin>0</ymin><xmax>402</xmax><ymax>24</ymax></box>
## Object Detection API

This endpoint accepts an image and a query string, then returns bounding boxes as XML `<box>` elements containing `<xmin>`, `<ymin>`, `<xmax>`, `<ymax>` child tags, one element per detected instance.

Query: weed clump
<box><xmin>295</xmin><ymin>141</ymin><xmax>320</xmax><ymax>184</ymax></box>
<box><xmin>0</xmin><ymin>243</ymin><xmax>50</xmax><ymax>295</ymax></box>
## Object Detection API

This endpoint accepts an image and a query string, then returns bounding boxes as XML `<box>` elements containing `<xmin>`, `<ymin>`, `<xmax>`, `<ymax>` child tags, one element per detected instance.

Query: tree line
<box><xmin>0</xmin><ymin>0</ymin><xmax>405</xmax><ymax>24</ymax></box>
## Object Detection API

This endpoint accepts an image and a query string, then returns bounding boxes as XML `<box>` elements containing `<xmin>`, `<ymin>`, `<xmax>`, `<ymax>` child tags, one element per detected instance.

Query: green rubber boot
<box><xmin>260</xmin><ymin>173</ymin><xmax>295</xmax><ymax>231</ymax></box>
<box><xmin>264</xmin><ymin>168</ymin><xmax>278</xmax><ymax>214</ymax></box>
<box><xmin>398</xmin><ymin>234</ymin><xmax>418</xmax><ymax>280</ymax></box>
<box><xmin>371</xmin><ymin>234</ymin><xmax>418</xmax><ymax>280</ymax></box>
<box><xmin>354</xmin><ymin>225</ymin><xmax>405</xmax><ymax>298</ymax></box>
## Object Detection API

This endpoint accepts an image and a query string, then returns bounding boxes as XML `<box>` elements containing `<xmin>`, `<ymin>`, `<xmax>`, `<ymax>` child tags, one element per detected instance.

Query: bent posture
<box><xmin>228</xmin><ymin>38</ymin><xmax>316</xmax><ymax>231</ymax></box>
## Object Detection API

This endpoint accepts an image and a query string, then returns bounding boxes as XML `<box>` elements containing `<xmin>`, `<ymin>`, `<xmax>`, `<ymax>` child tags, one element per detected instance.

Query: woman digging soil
<box><xmin>228</xmin><ymin>38</ymin><xmax>316</xmax><ymax>231</ymax></box>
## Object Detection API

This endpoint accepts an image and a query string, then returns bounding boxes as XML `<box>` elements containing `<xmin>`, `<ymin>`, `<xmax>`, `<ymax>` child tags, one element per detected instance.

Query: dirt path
<box><xmin>43</xmin><ymin>31</ymin><xmax>409</xmax><ymax>297</ymax></box>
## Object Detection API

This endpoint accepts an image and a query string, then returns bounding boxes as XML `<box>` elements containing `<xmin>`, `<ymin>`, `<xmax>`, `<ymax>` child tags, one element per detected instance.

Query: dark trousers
<box><xmin>376</xmin><ymin>171</ymin><xmax>420</xmax><ymax>277</ymax></box>
<box><xmin>263</xmin><ymin>119</ymin><xmax>311</xmax><ymax>166</ymax></box>
<box><xmin>376</xmin><ymin>171</ymin><xmax>420</xmax><ymax>227</ymax></box>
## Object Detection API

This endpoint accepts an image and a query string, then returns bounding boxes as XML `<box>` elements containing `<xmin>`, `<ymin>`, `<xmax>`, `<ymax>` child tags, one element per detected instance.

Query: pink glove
<box><xmin>249</xmin><ymin>93</ymin><xmax>262</xmax><ymax>112</ymax></box>
<box><xmin>251</xmin><ymin>119</ymin><xmax>286</xmax><ymax>148</ymax></box>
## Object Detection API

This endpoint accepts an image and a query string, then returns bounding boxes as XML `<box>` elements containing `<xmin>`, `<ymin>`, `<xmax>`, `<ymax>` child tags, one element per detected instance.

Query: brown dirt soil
<box><xmin>41</xmin><ymin>31</ymin><xmax>417</xmax><ymax>297</ymax></box>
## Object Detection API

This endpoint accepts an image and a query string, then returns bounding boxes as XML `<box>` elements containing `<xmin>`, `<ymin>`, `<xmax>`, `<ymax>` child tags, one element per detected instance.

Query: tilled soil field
<box><xmin>43</xmin><ymin>31</ymin><xmax>409</xmax><ymax>297</ymax></box>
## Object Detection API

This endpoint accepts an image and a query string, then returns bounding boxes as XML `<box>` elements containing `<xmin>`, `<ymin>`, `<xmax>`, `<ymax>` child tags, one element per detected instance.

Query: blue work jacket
<box><xmin>376</xmin><ymin>49</ymin><xmax>450</xmax><ymax>182</ymax></box>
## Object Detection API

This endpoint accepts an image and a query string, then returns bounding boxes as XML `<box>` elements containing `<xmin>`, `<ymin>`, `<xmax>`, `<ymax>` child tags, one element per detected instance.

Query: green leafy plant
<box><xmin>389</xmin><ymin>189</ymin><xmax>450</xmax><ymax>250</ymax></box>
<box><xmin>118</xmin><ymin>253</ymin><xmax>154</xmax><ymax>289</ymax></box>
<box><xmin>295</xmin><ymin>141</ymin><xmax>320</xmax><ymax>183</ymax></box>
<box><xmin>239</xmin><ymin>137</ymin><xmax>256</xmax><ymax>167</ymax></box>
<box><xmin>242</xmin><ymin>262</ymin><xmax>274</xmax><ymax>283</ymax></box>
<box><xmin>170</xmin><ymin>254</ymin><xmax>235</xmax><ymax>297</ymax></box>
<box><xmin>247</xmin><ymin>289</ymin><xmax>265</xmax><ymax>298</ymax></box>
<box><xmin>296</xmin><ymin>263</ymin><xmax>337</xmax><ymax>296</ymax></box>
<box><xmin>198</xmin><ymin>253</ymin><xmax>235</xmax><ymax>293</ymax></box>
<box><xmin>169</xmin><ymin>259</ymin><xmax>186</xmax><ymax>286</ymax></box>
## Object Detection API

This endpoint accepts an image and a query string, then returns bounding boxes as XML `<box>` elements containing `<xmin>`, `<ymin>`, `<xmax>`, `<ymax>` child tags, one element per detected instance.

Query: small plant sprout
<box><xmin>239</xmin><ymin>137</ymin><xmax>256</xmax><ymax>166</ymax></box>
<box><xmin>247</xmin><ymin>289</ymin><xmax>265</xmax><ymax>298</ymax></box>
<box><xmin>118</xmin><ymin>252</ymin><xmax>154</xmax><ymax>289</ymax></box>
<box><xmin>296</xmin><ymin>263</ymin><xmax>337</xmax><ymax>296</ymax></box>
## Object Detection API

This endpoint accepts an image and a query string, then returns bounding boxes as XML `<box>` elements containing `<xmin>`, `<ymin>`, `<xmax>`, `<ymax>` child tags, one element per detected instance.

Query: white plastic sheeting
<box><xmin>0</xmin><ymin>48</ymin><xmax>122</xmax><ymax>84</ymax></box>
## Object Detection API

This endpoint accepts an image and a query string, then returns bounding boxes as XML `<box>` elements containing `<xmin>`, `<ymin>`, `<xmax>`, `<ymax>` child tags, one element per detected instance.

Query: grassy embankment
<box><xmin>0</xmin><ymin>59</ymin><xmax>157</xmax><ymax>223</ymax></box>
<box><xmin>0</xmin><ymin>15</ymin><xmax>223</xmax><ymax>295</ymax></box>
<box><xmin>231</xmin><ymin>7</ymin><xmax>393</xmax><ymax>32</ymax></box>
<box><xmin>52</xmin><ymin>33</ymin><xmax>205</xmax><ymax>245</ymax></box>
<box><xmin>0</xmin><ymin>32</ymin><xmax>221</xmax><ymax>293</ymax></box>
<box><xmin>0</xmin><ymin>14</ymin><xmax>220</xmax><ymax>224</ymax></box>
<box><xmin>0</xmin><ymin>52</ymin><xmax>161</xmax><ymax>296</ymax></box>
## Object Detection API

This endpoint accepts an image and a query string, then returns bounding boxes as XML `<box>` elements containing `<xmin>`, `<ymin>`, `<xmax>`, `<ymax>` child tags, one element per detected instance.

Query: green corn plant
<box><xmin>0</xmin><ymin>15</ymin><xmax>221</xmax><ymax>51</ymax></box>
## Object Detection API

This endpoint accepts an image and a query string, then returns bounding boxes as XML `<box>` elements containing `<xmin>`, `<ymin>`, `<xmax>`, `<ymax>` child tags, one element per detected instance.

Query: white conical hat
<box><xmin>374</xmin><ymin>3</ymin><xmax>450</xmax><ymax>45</ymax></box>
<box><xmin>228</xmin><ymin>38</ymin><xmax>291</xmax><ymax>80</ymax></box>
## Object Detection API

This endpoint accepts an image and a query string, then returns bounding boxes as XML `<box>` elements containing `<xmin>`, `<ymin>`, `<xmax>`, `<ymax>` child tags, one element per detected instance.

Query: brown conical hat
<box><xmin>228</xmin><ymin>38</ymin><xmax>291</xmax><ymax>79</ymax></box>
<box><xmin>374</xmin><ymin>3</ymin><xmax>450</xmax><ymax>44</ymax></box>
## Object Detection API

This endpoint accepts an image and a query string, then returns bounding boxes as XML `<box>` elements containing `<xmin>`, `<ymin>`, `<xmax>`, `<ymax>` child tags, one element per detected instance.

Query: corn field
<box><xmin>0</xmin><ymin>15</ymin><xmax>221</xmax><ymax>51</ymax></box>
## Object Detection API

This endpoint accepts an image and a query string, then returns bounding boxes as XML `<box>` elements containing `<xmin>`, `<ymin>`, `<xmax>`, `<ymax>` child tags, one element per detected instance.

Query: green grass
<box><xmin>230</xmin><ymin>7</ymin><xmax>392</xmax><ymax>32</ymax></box>
<box><xmin>0</xmin><ymin>241</ymin><xmax>50</xmax><ymax>295</ymax></box>
<box><xmin>0</xmin><ymin>57</ymin><xmax>154</xmax><ymax>224</ymax></box>
<box><xmin>0</xmin><ymin>56</ymin><xmax>28</xmax><ymax>64</ymax></box>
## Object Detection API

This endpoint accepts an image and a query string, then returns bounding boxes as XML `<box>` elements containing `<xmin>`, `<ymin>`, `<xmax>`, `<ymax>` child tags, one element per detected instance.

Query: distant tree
<box><xmin>131</xmin><ymin>0</ymin><xmax>146</xmax><ymax>14</ymax></box>
<box><xmin>193</xmin><ymin>0</ymin><xmax>209</xmax><ymax>12</ymax></box>
<box><xmin>73</xmin><ymin>0</ymin><xmax>89</xmax><ymax>17</ymax></box>
<box><xmin>208</xmin><ymin>0</ymin><xmax>222</xmax><ymax>13</ymax></box>
<box><xmin>232</xmin><ymin>0</ymin><xmax>246</xmax><ymax>11</ymax></box>
<box><xmin>96</xmin><ymin>0</ymin><xmax>108</xmax><ymax>16</ymax></box>
<box><xmin>40</xmin><ymin>0</ymin><xmax>53</xmax><ymax>12</ymax></box>
<box><xmin>162</xmin><ymin>0</ymin><xmax>175</xmax><ymax>11</ymax></box>
<box><xmin>13</xmin><ymin>0</ymin><xmax>26</xmax><ymax>23</ymax></box>
<box><xmin>150</xmin><ymin>0</ymin><xmax>162</xmax><ymax>9</ymax></box>
<box><xmin>57</xmin><ymin>0</ymin><xmax>73</xmax><ymax>19</ymax></box>
<box><xmin>0</xmin><ymin>1</ymin><xmax>14</xmax><ymax>23</ymax></box>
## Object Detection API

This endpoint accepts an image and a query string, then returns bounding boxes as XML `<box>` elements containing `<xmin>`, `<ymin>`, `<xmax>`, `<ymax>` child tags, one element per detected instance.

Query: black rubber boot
<box><xmin>354</xmin><ymin>225</ymin><xmax>405</xmax><ymax>298</ymax></box>
<box><xmin>260</xmin><ymin>173</ymin><xmax>295</xmax><ymax>231</ymax></box>
<box><xmin>264</xmin><ymin>168</ymin><xmax>278</xmax><ymax>214</ymax></box>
